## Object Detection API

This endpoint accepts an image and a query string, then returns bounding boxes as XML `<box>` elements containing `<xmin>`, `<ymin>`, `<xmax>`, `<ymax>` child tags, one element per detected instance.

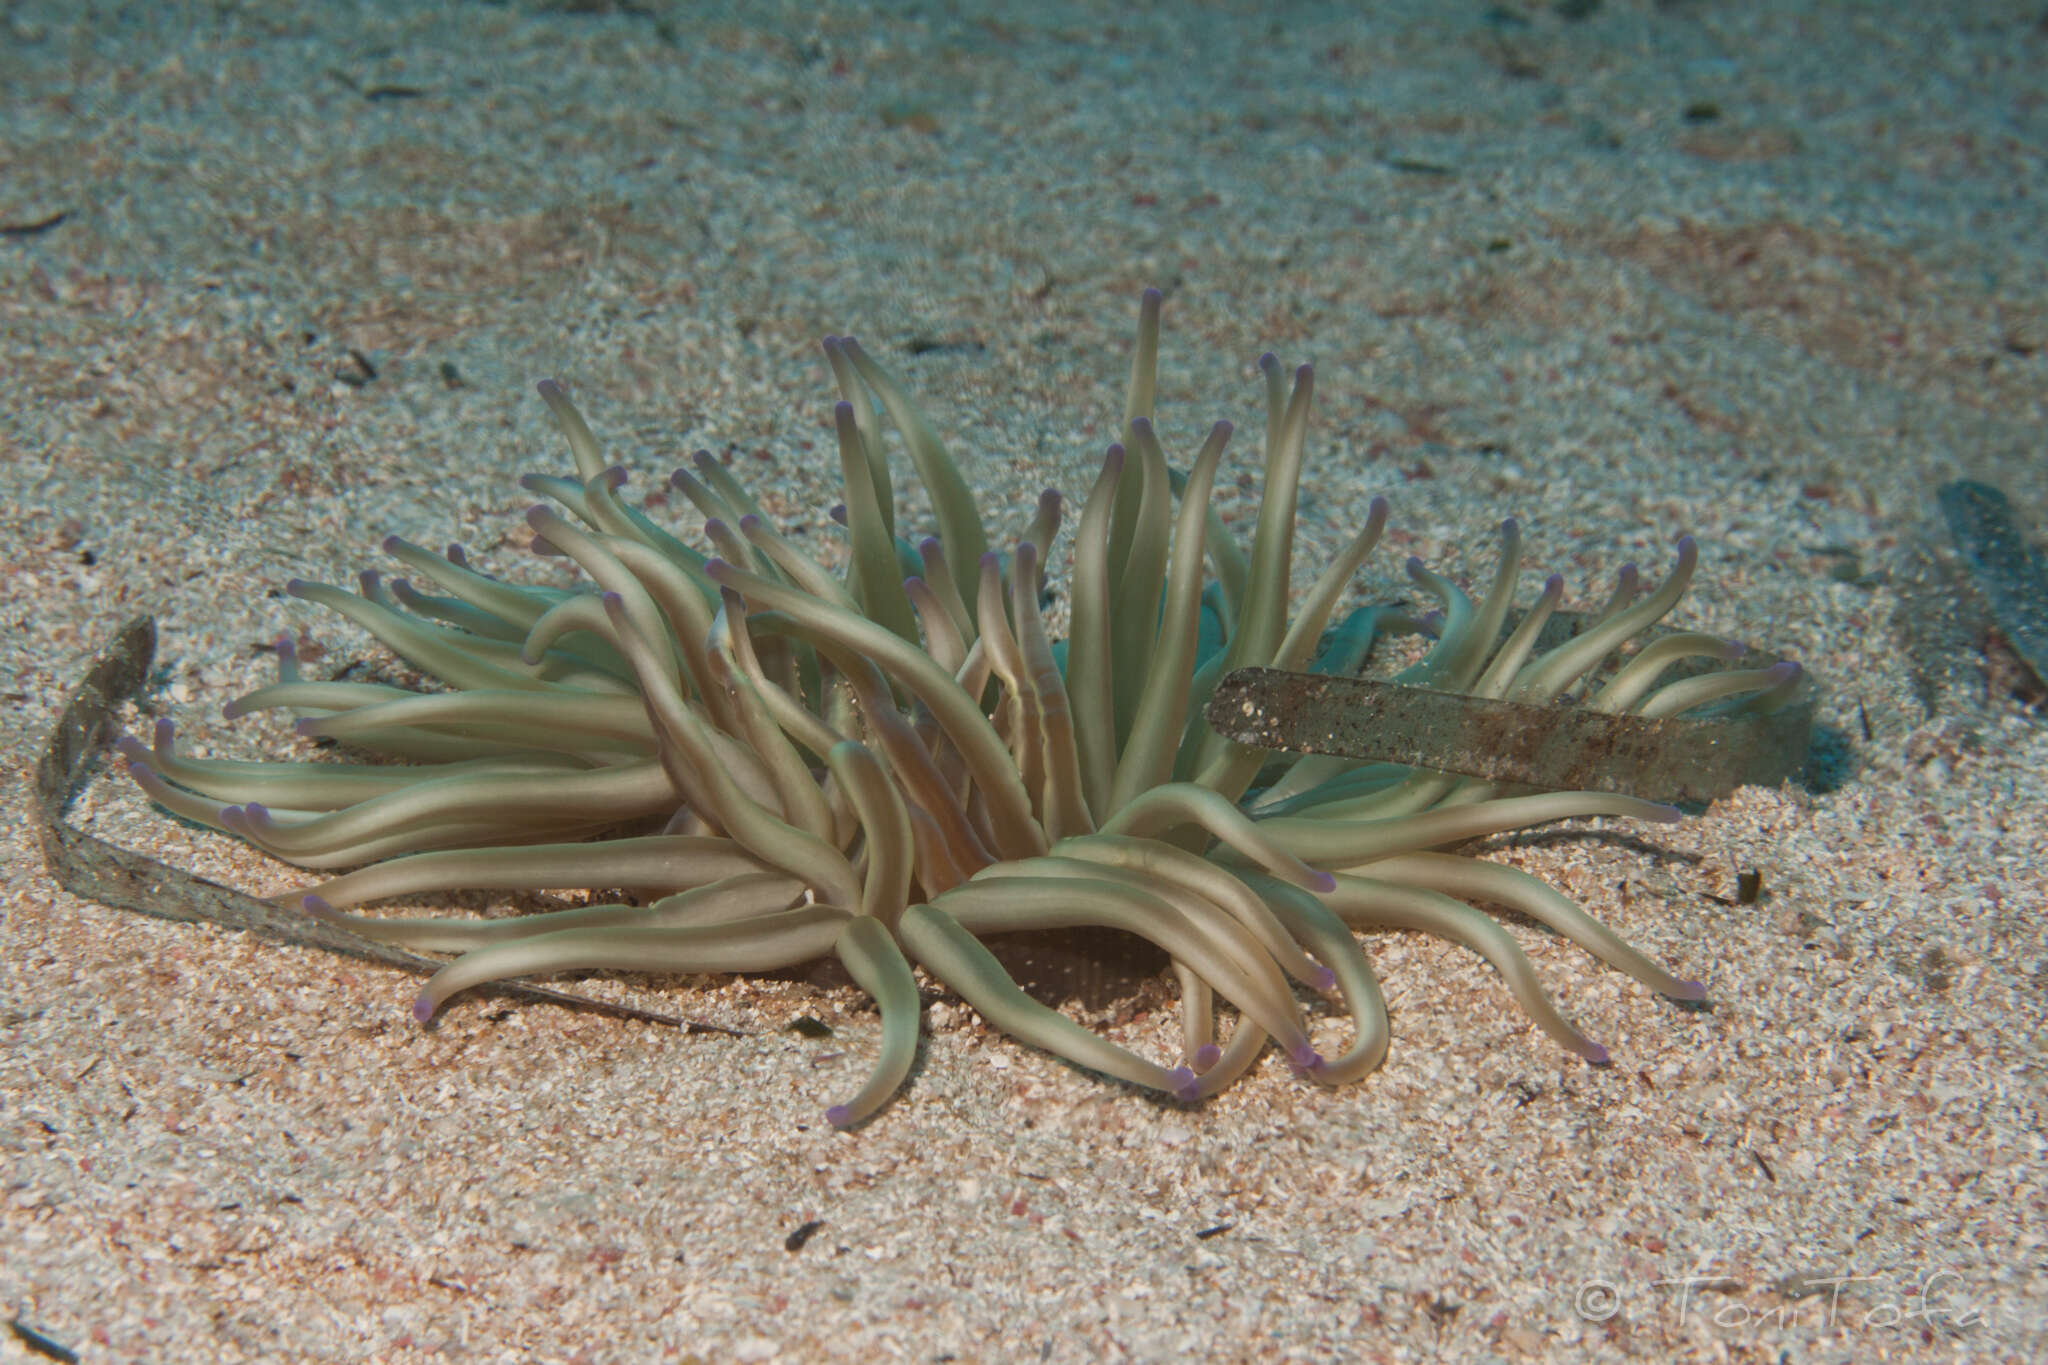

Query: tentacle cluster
<box><xmin>125</xmin><ymin>291</ymin><xmax>1794</xmax><ymax>1126</ymax></box>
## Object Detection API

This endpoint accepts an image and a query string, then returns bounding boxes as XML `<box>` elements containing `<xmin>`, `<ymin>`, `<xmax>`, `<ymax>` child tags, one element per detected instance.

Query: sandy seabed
<box><xmin>2</xmin><ymin>2</ymin><xmax>2044</xmax><ymax>1361</ymax></box>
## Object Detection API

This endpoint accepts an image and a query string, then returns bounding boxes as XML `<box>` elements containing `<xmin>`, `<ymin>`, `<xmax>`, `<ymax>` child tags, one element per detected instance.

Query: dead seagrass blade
<box><xmin>34</xmin><ymin>615</ymin><xmax>718</xmax><ymax>1033</ymax></box>
<box><xmin>1937</xmin><ymin>479</ymin><xmax>2048</xmax><ymax>697</ymax></box>
<box><xmin>1206</xmin><ymin>665</ymin><xmax>1812</xmax><ymax>804</ymax></box>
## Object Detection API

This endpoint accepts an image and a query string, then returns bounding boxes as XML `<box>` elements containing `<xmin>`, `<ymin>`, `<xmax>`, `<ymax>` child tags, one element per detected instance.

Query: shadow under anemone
<box><xmin>121</xmin><ymin>290</ymin><xmax>1795</xmax><ymax>1127</ymax></box>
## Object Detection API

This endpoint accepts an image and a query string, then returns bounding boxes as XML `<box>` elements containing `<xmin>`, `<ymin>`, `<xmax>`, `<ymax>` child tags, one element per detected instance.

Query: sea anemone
<box><xmin>122</xmin><ymin>290</ymin><xmax>1794</xmax><ymax>1127</ymax></box>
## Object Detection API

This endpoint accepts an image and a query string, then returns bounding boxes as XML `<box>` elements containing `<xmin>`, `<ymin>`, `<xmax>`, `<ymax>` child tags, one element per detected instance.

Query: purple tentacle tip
<box><xmin>301</xmin><ymin>894</ymin><xmax>336</xmax><ymax>919</ymax></box>
<box><xmin>1310</xmin><ymin>963</ymin><xmax>1338</xmax><ymax>993</ymax></box>
<box><xmin>284</xmin><ymin>578</ymin><xmax>308</xmax><ymax>597</ymax></box>
<box><xmin>1287</xmin><ymin>1041</ymin><xmax>1324</xmax><ymax>1073</ymax></box>
<box><xmin>1167</xmin><ymin>1066</ymin><xmax>1200</xmax><ymax>1102</ymax></box>
<box><xmin>381</xmin><ymin>533</ymin><xmax>402</xmax><ymax>554</ymax></box>
<box><xmin>1544</xmin><ymin>573</ymin><xmax>1564</xmax><ymax>595</ymax></box>
<box><xmin>1583</xmin><ymin>1042</ymin><xmax>1611</xmax><ymax>1066</ymax></box>
<box><xmin>1501</xmin><ymin>516</ymin><xmax>1519</xmax><ymax>537</ymax></box>
<box><xmin>1648</xmin><ymin>803</ymin><xmax>1684</xmax><ymax>824</ymax></box>
<box><xmin>1308</xmin><ymin>869</ymin><xmax>1337</xmax><ymax>895</ymax></box>
<box><xmin>411</xmin><ymin>996</ymin><xmax>437</xmax><ymax>1025</ymax></box>
<box><xmin>524</xmin><ymin>504</ymin><xmax>552</xmax><ymax>528</ymax></box>
<box><xmin>825</xmin><ymin>1104</ymin><xmax>853</xmax><ymax>1129</ymax></box>
<box><xmin>1193</xmin><ymin>1044</ymin><xmax>1222</xmax><ymax>1070</ymax></box>
<box><xmin>1142</xmin><ymin>286</ymin><xmax>1162</xmax><ymax>305</ymax></box>
<box><xmin>1405</xmin><ymin>555</ymin><xmax>1425</xmax><ymax>575</ymax></box>
<box><xmin>1670</xmin><ymin>979</ymin><xmax>1708</xmax><ymax>1002</ymax></box>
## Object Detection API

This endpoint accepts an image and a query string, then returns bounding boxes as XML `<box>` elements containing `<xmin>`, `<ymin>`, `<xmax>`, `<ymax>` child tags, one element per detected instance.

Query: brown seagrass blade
<box><xmin>1206</xmin><ymin>663</ymin><xmax>1811</xmax><ymax>804</ymax></box>
<box><xmin>34</xmin><ymin>616</ymin><xmax>726</xmax><ymax>1033</ymax></box>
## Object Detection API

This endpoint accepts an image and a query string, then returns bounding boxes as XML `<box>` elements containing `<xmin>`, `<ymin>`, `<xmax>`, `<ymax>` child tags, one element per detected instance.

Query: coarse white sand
<box><xmin>3</xmin><ymin>2</ymin><xmax>2043</xmax><ymax>1361</ymax></box>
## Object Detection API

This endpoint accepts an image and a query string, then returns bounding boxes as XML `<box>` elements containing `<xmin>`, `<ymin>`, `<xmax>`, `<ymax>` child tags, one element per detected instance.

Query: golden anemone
<box><xmin>125</xmin><ymin>291</ymin><xmax>1789</xmax><ymax>1127</ymax></box>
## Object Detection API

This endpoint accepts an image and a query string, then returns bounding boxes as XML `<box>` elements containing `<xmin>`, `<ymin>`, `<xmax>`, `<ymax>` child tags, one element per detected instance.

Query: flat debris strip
<box><xmin>1206</xmin><ymin>662</ymin><xmax>1811</xmax><ymax>803</ymax></box>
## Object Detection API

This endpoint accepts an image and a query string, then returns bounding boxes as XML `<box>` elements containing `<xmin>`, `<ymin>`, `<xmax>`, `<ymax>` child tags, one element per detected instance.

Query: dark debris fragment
<box><xmin>0</xmin><ymin>209</ymin><xmax>69</xmax><ymax>238</ymax></box>
<box><xmin>7</xmin><ymin>1318</ymin><xmax>79</xmax><ymax>1365</ymax></box>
